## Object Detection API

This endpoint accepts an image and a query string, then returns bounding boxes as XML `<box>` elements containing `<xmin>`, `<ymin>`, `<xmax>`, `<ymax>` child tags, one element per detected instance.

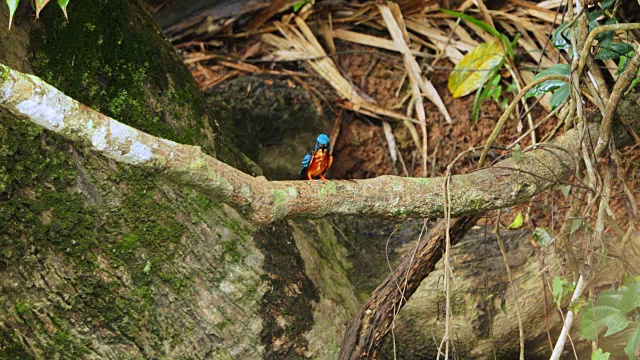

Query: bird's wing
<box><xmin>301</xmin><ymin>152</ymin><xmax>312</xmax><ymax>168</ymax></box>
<box><xmin>300</xmin><ymin>152</ymin><xmax>313</xmax><ymax>180</ymax></box>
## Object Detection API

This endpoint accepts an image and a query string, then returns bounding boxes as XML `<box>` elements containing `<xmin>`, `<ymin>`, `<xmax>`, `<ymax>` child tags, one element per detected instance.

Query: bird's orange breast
<box><xmin>307</xmin><ymin>150</ymin><xmax>331</xmax><ymax>177</ymax></box>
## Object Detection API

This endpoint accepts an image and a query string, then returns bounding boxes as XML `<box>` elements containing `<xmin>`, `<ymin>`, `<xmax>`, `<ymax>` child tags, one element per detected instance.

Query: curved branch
<box><xmin>1</xmin><ymin>64</ymin><xmax>639</xmax><ymax>225</ymax></box>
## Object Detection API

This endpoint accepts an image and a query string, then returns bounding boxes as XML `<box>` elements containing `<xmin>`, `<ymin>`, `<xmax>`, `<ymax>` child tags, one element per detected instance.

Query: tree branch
<box><xmin>1</xmin><ymin>63</ymin><xmax>639</xmax><ymax>225</ymax></box>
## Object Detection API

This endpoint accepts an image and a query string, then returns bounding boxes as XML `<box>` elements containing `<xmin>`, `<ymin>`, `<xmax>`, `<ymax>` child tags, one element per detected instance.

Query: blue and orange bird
<box><xmin>300</xmin><ymin>134</ymin><xmax>333</xmax><ymax>181</ymax></box>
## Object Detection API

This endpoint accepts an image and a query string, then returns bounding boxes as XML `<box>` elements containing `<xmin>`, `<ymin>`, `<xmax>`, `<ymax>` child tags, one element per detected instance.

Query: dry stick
<box><xmin>338</xmin><ymin>214</ymin><xmax>481</xmax><ymax>360</ymax></box>
<box><xmin>478</xmin><ymin>74</ymin><xmax>570</xmax><ymax>167</ymax></box>
<box><xmin>495</xmin><ymin>210</ymin><xmax>524</xmax><ymax>360</ymax></box>
<box><xmin>379</xmin><ymin>4</ymin><xmax>430</xmax><ymax>177</ymax></box>
<box><xmin>576</xmin><ymin>23</ymin><xmax>640</xmax><ymax>80</ymax></box>
<box><xmin>594</xmin><ymin>48</ymin><xmax>640</xmax><ymax>158</ymax></box>
<box><xmin>549</xmin><ymin>275</ymin><xmax>587</xmax><ymax>360</ymax></box>
<box><xmin>611</xmin><ymin>149</ymin><xmax>639</xmax><ymax>253</ymax></box>
<box><xmin>4</xmin><ymin>64</ymin><xmax>621</xmax><ymax>225</ymax></box>
<box><xmin>437</xmin><ymin>147</ymin><xmax>478</xmax><ymax>359</ymax></box>
<box><xmin>556</xmin><ymin>188</ymin><xmax>586</xmax><ymax>275</ymax></box>
<box><xmin>507</xmin><ymin>101</ymin><xmax>565</xmax><ymax>150</ymax></box>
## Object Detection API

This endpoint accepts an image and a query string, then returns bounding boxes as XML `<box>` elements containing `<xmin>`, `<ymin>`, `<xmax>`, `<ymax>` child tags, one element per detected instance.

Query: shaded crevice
<box><xmin>254</xmin><ymin>221</ymin><xmax>320</xmax><ymax>359</ymax></box>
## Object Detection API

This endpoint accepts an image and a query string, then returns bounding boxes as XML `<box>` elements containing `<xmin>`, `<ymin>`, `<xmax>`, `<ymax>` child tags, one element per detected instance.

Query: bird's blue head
<box><xmin>315</xmin><ymin>134</ymin><xmax>330</xmax><ymax>151</ymax></box>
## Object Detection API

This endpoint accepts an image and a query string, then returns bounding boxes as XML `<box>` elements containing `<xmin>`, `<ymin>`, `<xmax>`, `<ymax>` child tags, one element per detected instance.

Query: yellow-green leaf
<box><xmin>507</xmin><ymin>211</ymin><xmax>524</xmax><ymax>229</ymax></box>
<box><xmin>6</xmin><ymin>0</ymin><xmax>20</xmax><ymax>30</ymax></box>
<box><xmin>35</xmin><ymin>0</ymin><xmax>50</xmax><ymax>19</ymax></box>
<box><xmin>58</xmin><ymin>0</ymin><xmax>69</xmax><ymax>20</ymax></box>
<box><xmin>448</xmin><ymin>40</ymin><xmax>505</xmax><ymax>98</ymax></box>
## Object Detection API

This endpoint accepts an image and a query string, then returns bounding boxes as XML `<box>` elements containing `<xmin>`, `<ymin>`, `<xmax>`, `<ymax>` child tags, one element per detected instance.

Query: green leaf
<box><xmin>555</xmin><ymin>184</ymin><xmax>571</xmax><ymax>199</ymax></box>
<box><xmin>532</xmin><ymin>227</ymin><xmax>552</xmax><ymax>248</ymax></box>
<box><xmin>597</xmin><ymin>18</ymin><xmax>617</xmax><ymax>50</ymax></box>
<box><xmin>580</xmin><ymin>290</ymin><xmax>630</xmax><ymax>341</ymax></box>
<box><xmin>625</xmin><ymin>322</ymin><xmax>640</xmax><ymax>360</ymax></box>
<box><xmin>621</xmin><ymin>281</ymin><xmax>640</xmax><ymax>313</ymax></box>
<box><xmin>600</xmin><ymin>0</ymin><xmax>615</xmax><ymax>10</ymax></box>
<box><xmin>35</xmin><ymin>0</ymin><xmax>50</xmax><ymax>19</ymax></box>
<box><xmin>512</xmin><ymin>144</ymin><xmax>521</xmax><ymax>163</ymax></box>
<box><xmin>293</xmin><ymin>0</ymin><xmax>311</xmax><ymax>12</ymax></box>
<box><xmin>143</xmin><ymin>260</ymin><xmax>151</xmax><ymax>274</ymax></box>
<box><xmin>570</xmin><ymin>218</ymin><xmax>582</xmax><ymax>235</ymax></box>
<box><xmin>588</xmin><ymin>10</ymin><xmax>603</xmax><ymax>33</ymax></box>
<box><xmin>440</xmin><ymin>8</ymin><xmax>502</xmax><ymax>38</ymax></box>
<box><xmin>479</xmin><ymin>74</ymin><xmax>501</xmax><ymax>103</ymax></box>
<box><xmin>500</xmin><ymin>296</ymin><xmax>507</xmax><ymax>314</ymax></box>
<box><xmin>596</xmin><ymin>42</ymin><xmax>635</xmax><ymax>60</ymax></box>
<box><xmin>526</xmin><ymin>64</ymin><xmax>570</xmax><ymax>98</ymax></box>
<box><xmin>552</xmin><ymin>22</ymin><xmax>572</xmax><ymax>50</ymax></box>
<box><xmin>507</xmin><ymin>211</ymin><xmax>524</xmax><ymax>229</ymax></box>
<box><xmin>550</xmin><ymin>82</ymin><xmax>570</xmax><ymax>110</ymax></box>
<box><xmin>592</xmin><ymin>348</ymin><xmax>611</xmax><ymax>360</ymax></box>
<box><xmin>58</xmin><ymin>0</ymin><xmax>69</xmax><ymax>20</ymax></box>
<box><xmin>552</xmin><ymin>276</ymin><xmax>575</xmax><ymax>310</ymax></box>
<box><xmin>6</xmin><ymin>0</ymin><xmax>20</xmax><ymax>30</ymax></box>
<box><xmin>617</xmin><ymin>52</ymin><xmax>635</xmax><ymax>76</ymax></box>
<box><xmin>472</xmin><ymin>67</ymin><xmax>501</xmax><ymax>124</ymax></box>
<box><xmin>449</xmin><ymin>40</ymin><xmax>505</xmax><ymax>98</ymax></box>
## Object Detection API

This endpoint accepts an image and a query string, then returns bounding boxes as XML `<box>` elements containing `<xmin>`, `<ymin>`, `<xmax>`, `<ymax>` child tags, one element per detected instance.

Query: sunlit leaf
<box><xmin>532</xmin><ymin>227</ymin><xmax>552</xmax><ymax>248</ymax></box>
<box><xmin>6</xmin><ymin>0</ymin><xmax>20</xmax><ymax>30</ymax></box>
<box><xmin>500</xmin><ymin>296</ymin><xmax>507</xmax><ymax>314</ymax></box>
<box><xmin>625</xmin><ymin>322</ymin><xmax>640</xmax><ymax>360</ymax></box>
<box><xmin>293</xmin><ymin>0</ymin><xmax>311</xmax><ymax>12</ymax></box>
<box><xmin>526</xmin><ymin>64</ymin><xmax>569</xmax><ymax>98</ymax></box>
<box><xmin>35</xmin><ymin>0</ymin><xmax>50</xmax><ymax>19</ymax></box>
<box><xmin>550</xmin><ymin>82</ymin><xmax>570</xmax><ymax>110</ymax></box>
<box><xmin>507</xmin><ymin>211</ymin><xmax>524</xmax><ymax>229</ymax></box>
<box><xmin>596</xmin><ymin>42</ymin><xmax>635</xmax><ymax>60</ymax></box>
<box><xmin>621</xmin><ymin>281</ymin><xmax>640</xmax><ymax>313</ymax></box>
<box><xmin>591</xmin><ymin>348</ymin><xmax>610</xmax><ymax>360</ymax></box>
<box><xmin>512</xmin><ymin>144</ymin><xmax>521</xmax><ymax>163</ymax></box>
<box><xmin>143</xmin><ymin>260</ymin><xmax>151</xmax><ymax>274</ymax></box>
<box><xmin>616</xmin><ymin>51</ymin><xmax>635</xmax><ymax>76</ymax></box>
<box><xmin>580</xmin><ymin>290</ymin><xmax>630</xmax><ymax>341</ymax></box>
<box><xmin>58</xmin><ymin>0</ymin><xmax>69</xmax><ymax>20</ymax></box>
<box><xmin>556</xmin><ymin>184</ymin><xmax>571</xmax><ymax>199</ymax></box>
<box><xmin>449</xmin><ymin>40</ymin><xmax>505</xmax><ymax>98</ymax></box>
<box><xmin>570</xmin><ymin>218</ymin><xmax>582</xmax><ymax>235</ymax></box>
<box><xmin>552</xmin><ymin>276</ymin><xmax>575</xmax><ymax>310</ymax></box>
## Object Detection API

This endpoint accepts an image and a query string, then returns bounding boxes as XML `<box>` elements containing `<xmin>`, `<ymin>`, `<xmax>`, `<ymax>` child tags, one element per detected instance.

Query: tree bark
<box><xmin>378</xmin><ymin>230</ymin><xmax>640</xmax><ymax>359</ymax></box>
<box><xmin>0</xmin><ymin>1</ymin><xmax>358</xmax><ymax>358</ymax></box>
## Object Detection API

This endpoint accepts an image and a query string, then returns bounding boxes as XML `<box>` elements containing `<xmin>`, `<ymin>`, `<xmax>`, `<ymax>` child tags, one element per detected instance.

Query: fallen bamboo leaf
<box><xmin>262</xmin><ymin>18</ymin><xmax>420</xmax><ymax>124</ymax></box>
<box><xmin>380</xmin><ymin>4</ymin><xmax>452</xmax><ymax>123</ymax></box>
<box><xmin>382</xmin><ymin>121</ymin><xmax>398</xmax><ymax>165</ymax></box>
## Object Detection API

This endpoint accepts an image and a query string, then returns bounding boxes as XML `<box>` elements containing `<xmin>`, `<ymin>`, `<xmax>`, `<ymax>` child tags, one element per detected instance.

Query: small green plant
<box><xmin>579</xmin><ymin>276</ymin><xmax>640</xmax><ymax>359</ymax></box>
<box><xmin>442</xmin><ymin>8</ymin><xmax>521</xmax><ymax>123</ymax></box>
<box><xmin>528</xmin><ymin>0</ymin><xmax>637</xmax><ymax>104</ymax></box>
<box><xmin>293</xmin><ymin>0</ymin><xmax>312</xmax><ymax>13</ymax></box>
<box><xmin>4</xmin><ymin>0</ymin><xmax>70</xmax><ymax>29</ymax></box>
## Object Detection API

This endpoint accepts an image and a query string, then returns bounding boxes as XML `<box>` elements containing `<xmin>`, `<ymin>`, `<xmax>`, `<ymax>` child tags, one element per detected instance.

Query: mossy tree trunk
<box><xmin>0</xmin><ymin>1</ymin><xmax>358</xmax><ymax>358</ymax></box>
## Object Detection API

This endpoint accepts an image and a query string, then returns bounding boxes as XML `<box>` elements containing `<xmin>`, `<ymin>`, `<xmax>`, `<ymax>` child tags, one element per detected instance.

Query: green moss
<box><xmin>26</xmin><ymin>0</ymin><xmax>259</xmax><ymax>174</ymax></box>
<box><xmin>14</xmin><ymin>302</ymin><xmax>30</xmax><ymax>315</ymax></box>
<box><xmin>30</xmin><ymin>0</ymin><xmax>206</xmax><ymax>147</ymax></box>
<box><xmin>0</xmin><ymin>110</ymin><xmax>194</xmax><ymax>356</ymax></box>
<box><xmin>317</xmin><ymin>182</ymin><xmax>337</xmax><ymax>199</ymax></box>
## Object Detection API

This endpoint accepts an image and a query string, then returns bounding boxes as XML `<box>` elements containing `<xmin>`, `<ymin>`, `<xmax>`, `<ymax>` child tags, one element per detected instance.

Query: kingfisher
<box><xmin>300</xmin><ymin>134</ymin><xmax>333</xmax><ymax>181</ymax></box>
